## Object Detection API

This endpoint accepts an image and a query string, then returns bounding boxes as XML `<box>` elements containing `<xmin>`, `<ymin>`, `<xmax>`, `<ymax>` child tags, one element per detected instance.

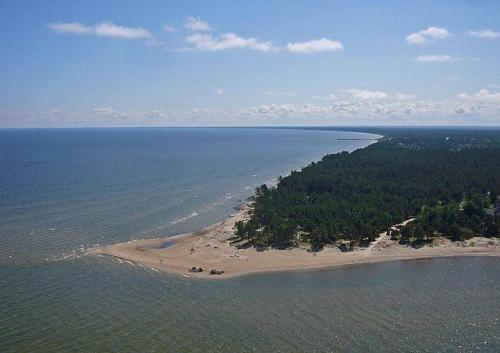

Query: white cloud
<box><xmin>180</xmin><ymin>20</ymin><xmax>342</xmax><ymax>55</ymax></box>
<box><xmin>216</xmin><ymin>88</ymin><xmax>224</xmax><ymax>96</ymax></box>
<box><xmin>342</xmin><ymin>89</ymin><xmax>388</xmax><ymax>100</ymax></box>
<box><xmin>458</xmin><ymin>89</ymin><xmax>500</xmax><ymax>102</ymax></box>
<box><xmin>252</xmin><ymin>96</ymin><xmax>498</xmax><ymax>120</ymax></box>
<box><xmin>286</xmin><ymin>38</ymin><xmax>343</xmax><ymax>53</ymax></box>
<box><xmin>182</xmin><ymin>34</ymin><xmax>344</xmax><ymax>54</ymax></box>
<box><xmin>147</xmin><ymin>110</ymin><xmax>166</xmax><ymax>119</ymax></box>
<box><xmin>91</xmin><ymin>107</ymin><xmax>126</xmax><ymax>119</ymax></box>
<box><xmin>415</xmin><ymin>54</ymin><xmax>453</xmax><ymax>63</ymax></box>
<box><xmin>92</xmin><ymin>107</ymin><xmax>115</xmax><ymax>115</ymax></box>
<box><xmin>317</xmin><ymin>90</ymin><xmax>412</xmax><ymax>101</ymax></box>
<box><xmin>184</xmin><ymin>32</ymin><xmax>273</xmax><ymax>52</ymax></box>
<box><xmin>30</xmin><ymin>92</ymin><xmax>500</xmax><ymax>126</ymax></box>
<box><xmin>163</xmin><ymin>25</ymin><xmax>176</xmax><ymax>33</ymax></box>
<box><xmin>18</xmin><ymin>79</ymin><xmax>496</xmax><ymax>126</ymax></box>
<box><xmin>50</xmin><ymin>108</ymin><xmax>65</xmax><ymax>114</ymax></box>
<box><xmin>395</xmin><ymin>93</ymin><xmax>417</xmax><ymax>100</ymax></box>
<box><xmin>48</xmin><ymin>22</ymin><xmax>91</xmax><ymax>34</ymax></box>
<box><xmin>48</xmin><ymin>21</ymin><xmax>152</xmax><ymax>39</ymax></box>
<box><xmin>185</xmin><ymin>16</ymin><xmax>212</xmax><ymax>32</ymax></box>
<box><xmin>93</xmin><ymin>22</ymin><xmax>151</xmax><ymax>39</ymax></box>
<box><xmin>452</xmin><ymin>90</ymin><xmax>500</xmax><ymax>117</ymax></box>
<box><xmin>406</xmin><ymin>26</ymin><xmax>450</xmax><ymax>44</ymax></box>
<box><xmin>466</xmin><ymin>29</ymin><xmax>500</xmax><ymax>39</ymax></box>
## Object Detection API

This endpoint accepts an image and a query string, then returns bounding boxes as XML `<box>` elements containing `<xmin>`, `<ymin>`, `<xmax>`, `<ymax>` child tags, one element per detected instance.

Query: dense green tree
<box><xmin>234</xmin><ymin>130</ymin><xmax>500</xmax><ymax>249</ymax></box>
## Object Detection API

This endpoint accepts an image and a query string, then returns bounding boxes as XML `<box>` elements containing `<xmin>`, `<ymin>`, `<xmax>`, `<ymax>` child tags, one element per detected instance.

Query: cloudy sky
<box><xmin>1</xmin><ymin>0</ymin><xmax>500</xmax><ymax>127</ymax></box>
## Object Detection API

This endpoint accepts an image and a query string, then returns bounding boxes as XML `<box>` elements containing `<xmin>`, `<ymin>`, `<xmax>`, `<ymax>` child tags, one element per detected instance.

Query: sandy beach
<box><xmin>91</xmin><ymin>205</ymin><xmax>500</xmax><ymax>279</ymax></box>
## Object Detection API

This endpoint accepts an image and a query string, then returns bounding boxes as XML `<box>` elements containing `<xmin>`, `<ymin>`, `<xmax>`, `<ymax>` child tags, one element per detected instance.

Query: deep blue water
<box><xmin>1</xmin><ymin>128</ymin><xmax>498</xmax><ymax>353</ymax></box>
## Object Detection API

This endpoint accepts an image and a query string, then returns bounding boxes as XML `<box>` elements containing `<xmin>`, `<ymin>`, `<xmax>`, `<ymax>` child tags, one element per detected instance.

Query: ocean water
<box><xmin>0</xmin><ymin>127</ymin><xmax>375</xmax><ymax>264</ymax></box>
<box><xmin>1</xmin><ymin>128</ymin><xmax>499</xmax><ymax>352</ymax></box>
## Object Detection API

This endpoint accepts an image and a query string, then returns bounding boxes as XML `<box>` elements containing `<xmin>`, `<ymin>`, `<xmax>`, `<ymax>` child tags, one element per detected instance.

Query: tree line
<box><xmin>234</xmin><ymin>131</ymin><xmax>500</xmax><ymax>250</ymax></box>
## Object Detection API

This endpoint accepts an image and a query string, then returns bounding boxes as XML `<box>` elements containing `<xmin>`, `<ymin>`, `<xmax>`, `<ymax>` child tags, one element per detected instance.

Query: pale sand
<box><xmin>91</xmin><ymin>206</ymin><xmax>500</xmax><ymax>279</ymax></box>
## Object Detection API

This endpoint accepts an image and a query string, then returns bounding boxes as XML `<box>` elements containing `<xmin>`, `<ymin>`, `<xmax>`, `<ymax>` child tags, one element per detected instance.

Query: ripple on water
<box><xmin>1</xmin><ymin>257</ymin><xmax>499</xmax><ymax>352</ymax></box>
<box><xmin>2</xmin><ymin>129</ymin><xmax>497</xmax><ymax>352</ymax></box>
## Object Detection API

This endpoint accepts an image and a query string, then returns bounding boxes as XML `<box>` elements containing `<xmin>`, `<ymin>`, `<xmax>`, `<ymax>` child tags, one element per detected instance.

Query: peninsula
<box><xmin>93</xmin><ymin>129</ymin><xmax>500</xmax><ymax>279</ymax></box>
<box><xmin>93</xmin><ymin>204</ymin><xmax>499</xmax><ymax>279</ymax></box>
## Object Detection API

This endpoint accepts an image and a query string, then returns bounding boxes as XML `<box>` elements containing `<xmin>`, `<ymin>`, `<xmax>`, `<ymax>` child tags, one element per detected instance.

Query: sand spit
<box><xmin>91</xmin><ymin>206</ymin><xmax>500</xmax><ymax>279</ymax></box>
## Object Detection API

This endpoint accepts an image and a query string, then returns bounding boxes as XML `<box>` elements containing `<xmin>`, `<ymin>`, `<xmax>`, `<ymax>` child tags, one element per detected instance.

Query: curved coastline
<box><xmin>91</xmin><ymin>203</ymin><xmax>500</xmax><ymax>279</ymax></box>
<box><xmin>89</xmin><ymin>129</ymin><xmax>500</xmax><ymax>279</ymax></box>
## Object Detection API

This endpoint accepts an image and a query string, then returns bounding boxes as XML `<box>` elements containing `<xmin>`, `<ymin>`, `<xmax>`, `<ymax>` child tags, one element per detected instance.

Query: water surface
<box><xmin>1</xmin><ymin>128</ymin><xmax>498</xmax><ymax>352</ymax></box>
<box><xmin>0</xmin><ymin>127</ymin><xmax>374</xmax><ymax>264</ymax></box>
<box><xmin>1</xmin><ymin>257</ymin><xmax>498</xmax><ymax>352</ymax></box>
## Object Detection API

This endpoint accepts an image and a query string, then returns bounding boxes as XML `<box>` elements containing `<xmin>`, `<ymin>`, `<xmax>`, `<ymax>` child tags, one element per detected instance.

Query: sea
<box><xmin>1</xmin><ymin>127</ymin><xmax>498</xmax><ymax>352</ymax></box>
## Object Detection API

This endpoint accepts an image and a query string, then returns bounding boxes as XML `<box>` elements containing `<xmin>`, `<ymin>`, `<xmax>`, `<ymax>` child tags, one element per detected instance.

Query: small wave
<box><xmin>141</xmin><ymin>188</ymin><xmax>247</xmax><ymax>236</ymax></box>
<box><xmin>47</xmin><ymin>242</ymin><xmax>104</xmax><ymax>263</ymax></box>
<box><xmin>49</xmin><ymin>250</ymin><xmax>86</xmax><ymax>262</ymax></box>
<box><xmin>171</xmin><ymin>211</ymin><xmax>199</xmax><ymax>225</ymax></box>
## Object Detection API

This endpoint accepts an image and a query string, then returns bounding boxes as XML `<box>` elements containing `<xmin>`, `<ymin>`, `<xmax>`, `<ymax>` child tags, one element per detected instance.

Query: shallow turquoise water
<box><xmin>1</xmin><ymin>128</ymin><xmax>498</xmax><ymax>352</ymax></box>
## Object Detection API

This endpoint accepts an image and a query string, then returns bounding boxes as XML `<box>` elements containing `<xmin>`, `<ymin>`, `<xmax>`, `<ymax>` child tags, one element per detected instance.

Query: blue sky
<box><xmin>1</xmin><ymin>0</ymin><xmax>500</xmax><ymax>127</ymax></box>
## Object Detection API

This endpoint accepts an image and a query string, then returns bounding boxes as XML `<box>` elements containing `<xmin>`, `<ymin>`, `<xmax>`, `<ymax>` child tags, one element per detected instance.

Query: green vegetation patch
<box><xmin>235</xmin><ymin>129</ymin><xmax>500</xmax><ymax>250</ymax></box>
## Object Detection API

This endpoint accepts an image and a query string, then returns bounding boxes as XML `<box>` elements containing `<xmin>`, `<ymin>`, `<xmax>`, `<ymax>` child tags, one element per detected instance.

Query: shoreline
<box><xmin>90</xmin><ymin>205</ymin><xmax>500</xmax><ymax>279</ymax></box>
<box><xmin>89</xmin><ymin>134</ymin><xmax>500</xmax><ymax>279</ymax></box>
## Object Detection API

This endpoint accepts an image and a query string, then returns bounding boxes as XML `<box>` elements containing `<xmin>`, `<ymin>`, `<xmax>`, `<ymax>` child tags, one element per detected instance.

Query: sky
<box><xmin>1</xmin><ymin>0</ymin><xmax>500</xmax><ymax>127</ymax></box>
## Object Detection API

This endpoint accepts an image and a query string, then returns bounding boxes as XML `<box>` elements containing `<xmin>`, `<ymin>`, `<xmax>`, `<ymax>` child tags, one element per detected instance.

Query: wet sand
<box><xmin>91</xmin><ymin>206</ymin><xmax>500</xmax><ymax>279</ymax></box>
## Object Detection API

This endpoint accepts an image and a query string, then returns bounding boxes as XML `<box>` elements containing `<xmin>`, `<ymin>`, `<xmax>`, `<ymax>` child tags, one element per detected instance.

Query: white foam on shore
<box><xmin>171</xmin><ymin>211</ymin><xmax>200</xmax><ymax>225</ymax></box>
